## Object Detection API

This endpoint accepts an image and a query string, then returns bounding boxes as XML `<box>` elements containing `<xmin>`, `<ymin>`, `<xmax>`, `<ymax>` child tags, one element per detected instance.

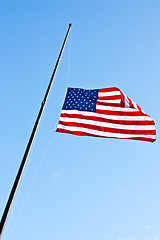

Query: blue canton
<box><xmin>62</xmin><ymin>88</ymin><xmax>99</xmax><ymax>112</ymax></box>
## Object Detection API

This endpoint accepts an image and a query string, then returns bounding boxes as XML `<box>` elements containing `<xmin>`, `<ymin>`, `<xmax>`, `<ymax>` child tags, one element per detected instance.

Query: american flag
<box><xmin>56</xmin><ymin>87</ymin><xmax>156</xmax><ymax>142</ymax></box>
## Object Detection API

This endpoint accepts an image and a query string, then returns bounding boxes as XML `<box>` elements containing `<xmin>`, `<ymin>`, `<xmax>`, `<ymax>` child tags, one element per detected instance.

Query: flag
<box><xmin>56</xmin><ymin>87</ymin><xmax>156</xmax><ymax>142</ymax></box>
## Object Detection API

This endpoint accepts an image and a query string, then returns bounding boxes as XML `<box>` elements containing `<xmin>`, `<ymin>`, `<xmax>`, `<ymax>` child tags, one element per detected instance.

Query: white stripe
<box><xmin>98</xmin><ymin>91</ymin><xmax>120</xmax><ymax>97</ymax></box>
<box><xmin>57</xmin><ymin>124</ymin><xmax>156</xmax><ymax>140</ymax></box>
<box><xmin>96</xmin><ymin>105</ymin><xmax>139</xmax><ymax>112</ymax></box>
<box><xmin>132</xmin><ymin>100</ymin><xmax>145</xmax><ymax>114</ymax></box>
<box><xmin>123</xmin><ymin>93</ymin><xmax>130</xmax><ymax>108</ymax></box>
<box><xmin>123</xmin><ymin>92</ymin><xmax>146</xmax><ymax>114</ymax></box>
<box><xmin>61</xmin><ymin>110</ymin><xmax>153</xmax><ymax>121</ymax></box>
<box><xmin>59</xmin><ymin>117</ymin><xmax>155</xmax><ymax>130</ymax></box>
<box><xmin>97</xmin><ymin>99</ymin><xmax>121</xmax><ymax>103</ymax></box>
<box><xmin>132</xmin><ymin>101</ymin><xmax>138</xmax><ymax>110</ymax></box>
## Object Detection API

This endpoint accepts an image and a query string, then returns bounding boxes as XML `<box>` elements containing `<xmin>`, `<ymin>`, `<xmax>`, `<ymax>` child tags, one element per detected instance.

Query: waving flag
<box><xmin>56</xmin><ymin>87</ymin><xmax>156</xmax><ymax>142</ymax></box>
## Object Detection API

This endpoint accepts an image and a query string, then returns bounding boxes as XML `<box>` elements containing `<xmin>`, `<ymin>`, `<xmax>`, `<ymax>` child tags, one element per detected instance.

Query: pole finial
<box><xmin>69</xmin><ymin>23</ymin><xmax>72</xmax><ymax>28</ymax></box>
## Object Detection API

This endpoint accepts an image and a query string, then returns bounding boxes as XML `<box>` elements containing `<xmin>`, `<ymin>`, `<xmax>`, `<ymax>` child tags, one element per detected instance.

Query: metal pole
<box><xmin>0</xmin><ymin>23</ymin><xmax>72</xmax><ymax>238</ymax></box>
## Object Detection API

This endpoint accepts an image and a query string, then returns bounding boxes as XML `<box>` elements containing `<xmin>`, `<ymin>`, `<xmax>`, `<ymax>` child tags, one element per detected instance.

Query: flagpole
<box><xmin>0</xmin><ymin>23</ymin><xmax>72</xmax><ymax>238</ymax></box>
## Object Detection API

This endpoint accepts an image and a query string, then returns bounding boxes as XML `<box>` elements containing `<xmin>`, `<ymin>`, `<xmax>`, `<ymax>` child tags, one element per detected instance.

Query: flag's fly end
<box><xmin>56</xmin><ymin>87</ymin><xmax>156</xmax><ymax>143</ymax></box>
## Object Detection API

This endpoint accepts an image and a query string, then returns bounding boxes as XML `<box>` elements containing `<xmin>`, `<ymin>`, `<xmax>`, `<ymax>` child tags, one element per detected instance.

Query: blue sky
<box><xmin>0</xmin><ymin>1</ymin><xmax>160</xmax><ymax>240</ymax></box>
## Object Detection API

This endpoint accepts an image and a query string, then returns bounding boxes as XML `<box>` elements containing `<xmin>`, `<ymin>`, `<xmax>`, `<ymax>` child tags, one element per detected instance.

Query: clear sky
<box><xmin>0</xmin><ymin>1</ymin><xmax>160</xmax><ymax>240</ymax></box>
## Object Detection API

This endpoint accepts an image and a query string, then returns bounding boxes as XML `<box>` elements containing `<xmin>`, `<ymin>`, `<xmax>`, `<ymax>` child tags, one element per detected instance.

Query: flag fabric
<box><xmin>56</xmin><ymin>87</ymin><xmax>156</xmax><ymax>142</ymax></box>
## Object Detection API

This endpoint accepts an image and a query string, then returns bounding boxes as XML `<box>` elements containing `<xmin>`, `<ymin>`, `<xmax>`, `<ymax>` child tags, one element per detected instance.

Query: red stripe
<box><xmin>126</xmin><ymin>137</ymin><xmax>155</xmax><ymax>143</ymax></box>
<box><xmin>136</xmin><ymin>104</ymin><xmax>141</xmax><ymax>111</ymax></box>
<box><xmin>57</xmin><ymin>128</ymin><xmax>103</xmax><ymax>137</ymax></box>
<box><xmin>99</xmin><ymin>87</ymin><xmax>120</xmax><ymax>92</ymax></box>
<box><xmin>96</xmin><ymin>109</ymin><xmax>146</xmax><ymax>116</ymax></box>
<box><xmin>56</xmin><ymin>128</ymin><xmax>155</xmax><ymax>142</ymax></box>
<box><xmin>98</xmin><ymin>96</ymin><xmax>121</xmax><ymax>101</ymax></box>
<box><xmin>98</xmin><ymin>95</ymin><xmax>121</xmax><ymax>100</ymax></box>
<box><xmin>60</xmin><ymin>113</ymin><xmax>155</xmax><ymax>126</ymax></box>
<box><xmin>58</xmin><ymin>120</ymin><xmax>156</xmax><ymax>135</ymax></box>
<box><xmin>128</xmin><ymin>97</ymin><xmax>133</xmax><ymax>107</ymax></box>
<box><xmin>96</xmin><ymin>102</ymin><xmax>121</xmax><ymax>107</ymax></box>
